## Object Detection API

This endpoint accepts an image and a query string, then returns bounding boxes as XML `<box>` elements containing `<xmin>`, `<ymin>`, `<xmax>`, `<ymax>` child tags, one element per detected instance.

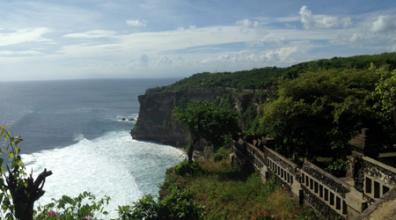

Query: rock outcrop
<box><xmin>131</xmin><ymin>88</ymin><xmax>267</xmax><ymax>147</ymax></box>
<box><xmin>132</xmin><ymin>88</ymin><xmax>226</xmax><ymax>147</ymax></box>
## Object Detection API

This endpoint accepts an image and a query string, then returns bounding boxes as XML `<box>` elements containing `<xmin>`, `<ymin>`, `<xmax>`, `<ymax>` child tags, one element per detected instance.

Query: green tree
<box><xmin>175</xmin><ymin>101</ymin><xmax>239</xmax><ymax>162</ymax></box>
<box><xmin>257</xmin><ymin>69</ymin><xmax>382</xmax><ymax>159</ymax></box>
<box><xmin>374</xmin><ymin>69</ymin><xmax>396</xmax><ymax>125</ymax></box>
<box><xmin>0</xmin><ymin>126</ymin><xmax>52</xmax><ymax>220</ymax></box>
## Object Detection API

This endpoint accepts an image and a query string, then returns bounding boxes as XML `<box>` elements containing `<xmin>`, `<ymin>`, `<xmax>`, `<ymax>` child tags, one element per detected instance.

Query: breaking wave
<box><xmin>22</xmin><ymin>130</ymin><xmax>185</xmax><ymax>216</ymax></box>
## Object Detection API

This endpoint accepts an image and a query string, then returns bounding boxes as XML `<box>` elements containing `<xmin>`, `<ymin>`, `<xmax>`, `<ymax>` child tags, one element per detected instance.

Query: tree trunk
<box><xmin>6</xmin><ymin>168</ymin><xmax>52</xmax><ymax>220</ymax></box>
<box><xmin>14</xmin><ymin>201</ymin><xmax>34</xmax><ymax>220</ymax></box>
<box><xmin>187</xmin><ymin>137</ymin><xmax>199</xmax><ymax>163</ymax></box>
<box><xmin>393</xmin><ymin>110</ymin><xmax>396</xmax><ymax>127</ymax></box>
<box><xmin>187</xmin><ymin>144</ymin><xmax>194</xmax><ymax>163</ymax></box>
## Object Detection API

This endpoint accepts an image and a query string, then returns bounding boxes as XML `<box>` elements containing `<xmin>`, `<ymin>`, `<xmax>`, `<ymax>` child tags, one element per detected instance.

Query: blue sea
<box><xmin>0</xmin><ymin>79</ymin><xmax>184</xmax><ymax>216</ymax></box>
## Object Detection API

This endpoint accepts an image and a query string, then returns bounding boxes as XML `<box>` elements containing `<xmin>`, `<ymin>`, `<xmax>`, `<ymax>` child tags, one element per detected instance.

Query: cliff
<box><xmin>132</xmin><ymin>88</ymin><xmax>268</xmax><ymax>147</ymax></box>
<box><xmin>132</xmin><ymin>88</ymin><xmax>228</xmax><ymax>147</ymax></box>
<box><xmin>131</xmin><ymin>52</ymin><xmax>396</xmax><ymax>147</ymax></box>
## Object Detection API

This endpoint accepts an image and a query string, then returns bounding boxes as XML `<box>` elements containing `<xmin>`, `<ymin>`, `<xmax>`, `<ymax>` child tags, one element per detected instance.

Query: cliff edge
<box><xmin>131</xmin><ymin>88</ymin><xmax>230</xmax><ymax>147</ymax></box>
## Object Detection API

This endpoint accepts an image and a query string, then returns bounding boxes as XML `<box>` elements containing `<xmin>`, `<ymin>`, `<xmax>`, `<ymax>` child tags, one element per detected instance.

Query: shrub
<box><xmin>174</xmin><ymin>160</ymin><xmax>202</xmax><ymax>176</ymax></box>
<box><xmin>35</xmin><ymin>192</ymin><xmax>110</xmax><ymax>220</ymax></box>
<box><xmin>326</xmin><ymin>159</ymin><xmax>349</xmax><ymax>177</ymax></box>
<box><xmin>118</xmin><ymin>188</ymin><xmax>203</xmax><ymax>220</ymax></box>
<box><xmin>159</xmin><ymin>188</ymin><xmax>204</xmax><ymax>220</ymax></box>
<box><xmin>118</xmin><ymin>195</ymin><xmax>159</xmax><ymax>220</ymax></box>
<box><xmin>213</xmin><ymin>147</ymin><xmax>231</xmax><ymax>162</ymax></box>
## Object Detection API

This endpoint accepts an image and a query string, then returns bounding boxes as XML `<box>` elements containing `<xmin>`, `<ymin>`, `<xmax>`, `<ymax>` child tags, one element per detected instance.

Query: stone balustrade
<box><xmin>233</xmin><ymin>138</ymin><xmax>396</xmax><ymax>220</ymax></box>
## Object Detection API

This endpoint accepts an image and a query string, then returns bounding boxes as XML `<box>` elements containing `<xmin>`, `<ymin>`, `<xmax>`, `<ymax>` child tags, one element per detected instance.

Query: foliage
<box><xmin>175</xmin><ymin>101</ymin><xmax>239</xmax><ymax>162</ymax></box>
<box><xmin>174</xmin><ymin>160</ymin><xmax>202</xmax><ymax>176</ymax></box>
<box><xmin>159</xmin><ymin>188</ymin><xmax>204</xmax><ymax>220</ymax></box>
<box><xmin>0</xmin><ymin>126</ymin><xmax>52</xmax><ymax>220</ymax></box>
<box><xmin>213</xmin><ymin>147</ymin><xmax>231</xmax><ymax>162</ymax></box>
<box><xmin>0</xmin><ymin>126</ymin><xmax>21</xmax><ymax>220</ymax></box>
<box><xmin>325</xmin><ymin>159</ymin><xmax>349</xmax><ymax>177</ymax></box>
<box><xmin>257</xmin><ymin>69</ymin><xmax>390</xmax><ymax>159</ymax></box>
<box><xmin>148</xmin><ymin>52</ymin><xmax>396</xmax><ymax>93</ymax></box>
<box><xmin>35</xmin><ymin>192</ymin><xmax>110</xmax><ymax>220</ymax></box>
<box><xmin>148</xmin><ymin>67</ymin><xmax>283</xmax><ymax>92</ymax></box>
<box><xmin>374</xmin><ymin>69</ymin><xmax>396</xmax><ymax>122</ymax></box>
<box><xmin>160</xmin><ymin>159</ymin><xmax>316</xmax><ymax>220</ymax></box>
<box><xmin>118</xmin><ymin>189</ymin><xmax>203</xmax><ymax>220</ymax></box>
<box><xmin>176</xmin><ymin>101</ymin><xmax>239</xmax><ymax>147</ymax></box>
<box><xmin>118</xmin><ymin>195</ymin><xmax>159</xmax><ymax>220</ymax></box>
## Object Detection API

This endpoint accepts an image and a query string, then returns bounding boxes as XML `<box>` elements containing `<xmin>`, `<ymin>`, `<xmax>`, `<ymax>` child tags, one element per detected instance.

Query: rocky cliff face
<box><xmin>131</xmin><ymin>88</ymin><xmax>268</xmax><ymax>147</ymax></box>
<box><xmin>132</xmin><ymin>89</ymin><xmax>226</xmax><ymax>147</ymax></box>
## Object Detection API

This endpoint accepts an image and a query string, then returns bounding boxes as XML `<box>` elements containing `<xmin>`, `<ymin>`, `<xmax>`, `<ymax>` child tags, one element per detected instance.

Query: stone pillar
<box><xmin>345</xmin><ymin>188</ymin><xmax>367</xmax><ymax>219</ymax></box>
<box><xmin>261</xmin><ymin>165</ymin><xmax>269</xmax><ymax>183</ymax></box>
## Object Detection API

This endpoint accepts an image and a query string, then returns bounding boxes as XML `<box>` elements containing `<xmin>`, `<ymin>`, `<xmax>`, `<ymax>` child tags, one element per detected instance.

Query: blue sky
<box><xmin>1</xmin><ymin>0</ymin><xmax>396</xmax><ymax>81</ymax></box>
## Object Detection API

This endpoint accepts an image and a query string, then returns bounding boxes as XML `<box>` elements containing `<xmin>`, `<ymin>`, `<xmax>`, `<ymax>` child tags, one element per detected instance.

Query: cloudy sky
<box><xmin>1</xmin><ymin>0</ymin><xmax>396</xmax><ymax>81</ymax></box>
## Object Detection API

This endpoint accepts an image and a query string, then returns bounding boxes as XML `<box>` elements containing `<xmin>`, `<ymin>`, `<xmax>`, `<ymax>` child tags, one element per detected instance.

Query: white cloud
<box><xmin>57</xmin><ymin>26</ymin><xmax>265</xmax><ymax>59</ymax></box>
<box><xmin>64</xmin><ymin>30</ymin><xmax>117</xmax><ymax>39</ymax></box>
<box><xmin>201</xmin><ymin>46</ymin><xmax>302</xmax><ymax>65</ymax></box>
<box><xmin>2</xmin><ymin>4</ymin><xmax>396</xmax><ymax>81</ymax></box>
<box><xmin>371</xmin><ymin>15</ymin><xmax>396</xmax><ymax>32</ymax></box>
<box><xmin>265</xmin><ymin>47</ymin><xmax>299</xmax><ymax>61</ymax></box>
<box><xmin>0</xmin><ymin>50</ymin><xmax>42</xmax><ymax>56</ymax></box>
<box><xmin>126</xmin><ymin>19</ymin><xmax>146</xmax><ymax>28</ymax></box>
<box><xmin>236</xmin><ymin>19</ymin><xmax>259</xmax><ymax>28</ymax></box>
<box><xmin>0</xmin><ymin>27</ymin><xmax>51</xmax><ymax>47</ymax></box>
<box><xmin>299</xmin><ymin>6</ymin><xmax>352</xmax><ymax>29</ymax></box>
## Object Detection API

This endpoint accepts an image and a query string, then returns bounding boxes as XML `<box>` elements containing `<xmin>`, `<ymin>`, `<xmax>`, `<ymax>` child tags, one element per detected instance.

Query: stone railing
<box><xmin>301</xmin><ymin>160</ymin><xmax>349</xmax><ymax>218</ymax></box>
<box><xmin>302</xmin><ymin>160</ymin><xmax>350</xmax><ymax>196</ymax></box>
<box><xmin>232</xmin><ymin>138</ymin><xmax>396</xmax><ymax>219</ymax></box>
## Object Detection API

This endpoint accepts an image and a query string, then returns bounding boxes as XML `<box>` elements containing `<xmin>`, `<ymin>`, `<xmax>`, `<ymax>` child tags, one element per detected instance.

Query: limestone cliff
<box><xmin>132</xmin><ymin>88</ymin><xmax>226</xmax><ymax>147</ymax></box>
<box><xmin>131</xmin><ymin>88</ymin><xmax>267</xmax><ymax>147</ymax></box>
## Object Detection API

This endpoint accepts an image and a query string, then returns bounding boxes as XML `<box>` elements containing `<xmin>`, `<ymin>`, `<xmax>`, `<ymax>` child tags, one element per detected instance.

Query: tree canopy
<box><xmin>257</xmin><ymin>68</ymin><xmax>396</xmax><ymax>160</ymax></box>
<box><xmin>175</xmin><ymin>101</ymin><xmax>239</xmax><ymax>162</ymax></box>
<box><xmin>147</xmin><ymin>52</ymin><xmax>396</xmax><ymax>93</ymax></box>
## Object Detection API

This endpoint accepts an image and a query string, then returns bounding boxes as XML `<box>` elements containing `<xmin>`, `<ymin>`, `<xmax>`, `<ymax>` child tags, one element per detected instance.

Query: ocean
<box><xmin>0</xmin><ymin>79</ymin><xmax>185</xmax><ymax>216</ymax></box>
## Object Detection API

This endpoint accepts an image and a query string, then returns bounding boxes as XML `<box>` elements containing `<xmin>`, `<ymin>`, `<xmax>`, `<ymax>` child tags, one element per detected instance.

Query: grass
<box><xmin>160</xmin><ymin>159</ymin><xmax>316</xmax><ymax>220</ymax></box>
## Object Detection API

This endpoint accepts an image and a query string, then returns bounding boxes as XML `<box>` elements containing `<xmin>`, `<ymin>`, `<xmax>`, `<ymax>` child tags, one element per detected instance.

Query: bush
<box><xmin>159</xmin><ymin>188</ymin><xmax>204</xmax><ymax>220</ymax></box>
<box><xmin>174</xmin><ymin>160</ymin><xmax>202</xmax><ymax>176</ymax></box>
<box><xmin>213</xmin><ymin>147</ymin><xmax>231</xmax><ymax>162</ymax></box>
<box><xmin>326</xmin><ymin>159</ymin><xmax>349</xmax><ymax>177</ymax></box>
<box><xmin>118</xmin><ymin>189</ymin><xmax>203</xmax><ymax>220</ymax></box>
<box><xmin>35</xmin><ymin>192</ymin><xmax>110</xmax><ymax>220</ymax></box>
<box><xmin>118</xmin><ymin>195</ymin><xmax>159</xmax><ymax>220</ymax></box>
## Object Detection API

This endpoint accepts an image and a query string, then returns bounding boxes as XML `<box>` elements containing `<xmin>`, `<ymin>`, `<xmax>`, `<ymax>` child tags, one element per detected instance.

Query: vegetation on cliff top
<box><xmin>154</xmin><ymin>52</ymin><xmax>396</xmax><ymax>175</ymax></box>
<box><xmin>160</xmin><ymin>159</ymin><xmax>316</xmax><ymax>220</ymax></box>
<box><xmin>257</xmin><ymin>67</ymin><xmax>396</xmax><ymax>174</ymax></box>
<box><xmin>147</xmin><ymin>52</ymin><xmax>396</xmax><ymax>93</ymax></box>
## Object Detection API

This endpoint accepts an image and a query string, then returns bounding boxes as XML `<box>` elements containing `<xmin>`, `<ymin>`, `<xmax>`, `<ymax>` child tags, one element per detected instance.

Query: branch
<box><xmin>33</xmin><ymin>169</ymin><xmax>52</xmax><ymax>190</ymax></box>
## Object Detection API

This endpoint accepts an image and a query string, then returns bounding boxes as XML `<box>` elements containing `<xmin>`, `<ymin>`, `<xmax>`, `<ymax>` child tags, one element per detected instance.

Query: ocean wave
<box><xmin>22</xmin><ymin>130</ymin><xmax>185</xmax><ymax>217</ymax></box>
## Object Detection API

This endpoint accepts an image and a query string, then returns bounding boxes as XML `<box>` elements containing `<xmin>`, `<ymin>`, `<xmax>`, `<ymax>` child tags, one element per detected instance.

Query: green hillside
<box><xmin>148</xmin><ymin>52</ymin><xmax>396</xmax><ymax>92</ymax></box>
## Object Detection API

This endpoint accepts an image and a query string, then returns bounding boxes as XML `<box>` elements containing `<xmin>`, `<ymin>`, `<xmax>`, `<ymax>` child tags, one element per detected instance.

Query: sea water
<box><xmin>0</xmin><ymin>79</ymin><xmax>184</xmax><ymax>216</ymax></box>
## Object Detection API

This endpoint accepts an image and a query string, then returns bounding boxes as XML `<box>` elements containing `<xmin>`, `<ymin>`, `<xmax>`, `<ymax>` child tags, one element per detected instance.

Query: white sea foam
<box><xmin>22</xmin><ymin>131</ymin><xmax>185</xmax><ymax>217</ymax></box>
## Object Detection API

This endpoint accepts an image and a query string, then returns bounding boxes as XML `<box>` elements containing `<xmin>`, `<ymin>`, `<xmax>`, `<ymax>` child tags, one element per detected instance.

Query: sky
<box><xmin>1</xmin><ymin>0</ymin><xmax>396</xmax><ymax>81</ymax></box>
